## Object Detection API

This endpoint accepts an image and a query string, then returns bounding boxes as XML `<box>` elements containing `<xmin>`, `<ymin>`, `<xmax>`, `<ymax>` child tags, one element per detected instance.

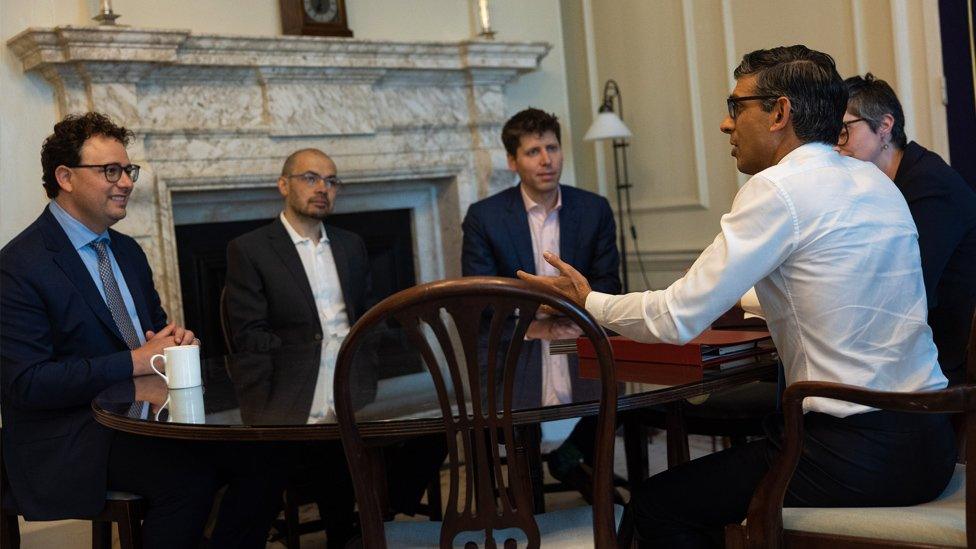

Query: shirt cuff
<box><xmin>584</xmin><ymin>291</ymin><xmax>613</xmax><ymax>323</ymax></box>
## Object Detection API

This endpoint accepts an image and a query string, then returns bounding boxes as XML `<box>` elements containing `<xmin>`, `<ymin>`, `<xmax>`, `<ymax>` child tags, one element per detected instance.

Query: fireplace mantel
<box><xmin>7</xmin><ymin>26</ymin><xmax>549</xmax><ymax>323</ymax></box>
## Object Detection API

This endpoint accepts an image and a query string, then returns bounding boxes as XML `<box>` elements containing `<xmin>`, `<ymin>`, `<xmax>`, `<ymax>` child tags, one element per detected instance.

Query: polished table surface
<box><xmin>93</xmin><ymin>337</ymin><xmax>777</xmax><ymax>441</ymax></box>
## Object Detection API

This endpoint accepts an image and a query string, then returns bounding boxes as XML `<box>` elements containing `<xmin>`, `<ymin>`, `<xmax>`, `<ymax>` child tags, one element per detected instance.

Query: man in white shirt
<box><xmin>225</xmin><ymin>149</ymin><xmax>444</xmax><ymax>547</ymax></box>
<box><xmin>519</xmin><ymin>46</ymin><xmax>956</xmax><ymax>547</ymax></box>
<box><xmin>225</xmin><ymin>148</ymin><xmax>370</xmax><ymax>352</ymax></box>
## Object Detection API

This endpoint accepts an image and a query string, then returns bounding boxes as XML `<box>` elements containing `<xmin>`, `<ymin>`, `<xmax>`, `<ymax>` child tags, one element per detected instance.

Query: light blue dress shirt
<box><xmin>49</xmin><ymin>201</ymin><xmax>147</xmax><ymax>345</ymax></box>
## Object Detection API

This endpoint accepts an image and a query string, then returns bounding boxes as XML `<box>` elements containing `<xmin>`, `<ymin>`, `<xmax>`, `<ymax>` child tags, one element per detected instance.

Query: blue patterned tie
<box><xmin>90</xmin><ymin>239</ymin><xmax>142</xmax><ymax>350</ymax></box>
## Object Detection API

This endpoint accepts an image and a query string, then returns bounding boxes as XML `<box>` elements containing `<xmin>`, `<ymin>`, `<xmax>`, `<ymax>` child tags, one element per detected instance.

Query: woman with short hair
<box><xmin>837</xmin><ymin>73</ymin><xmax>976</xmax><ymax>386</ymax></box>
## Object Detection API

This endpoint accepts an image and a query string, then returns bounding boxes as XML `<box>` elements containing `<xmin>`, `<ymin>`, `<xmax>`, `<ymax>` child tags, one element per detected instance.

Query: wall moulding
<box><xmin>7</xmin><ymin>26</ymin><xmax>548</xmax><ymax>323</ymax></box>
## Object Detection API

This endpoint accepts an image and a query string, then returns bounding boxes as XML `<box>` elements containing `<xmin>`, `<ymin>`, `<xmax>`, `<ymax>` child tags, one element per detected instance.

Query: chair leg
<box><xmin>117</xmin><ymin>503</ymin><xmax>143</xmax><ymax>549</ymax></box>
<box><xmin>664</xmin><ymin>403</ymin><xmax>690</xmax><ymax>467</ymax></box>
<box><xmin>425</xmin><ymin>473</ymin><xmax>443</xmax><ymax>521</ymax></box>
<box><xmin>282</xmin><ymin>490</ymin><xmax>302</xmax><ymax>549</ymax></box>
<box><xmin>623</xmin><ymin>415</ymin><xmax>649</xmax><ymax>493</ymax></box>
<box><xmin>616</xmin><ymin>504</ymin><xmax>635</xmax><ymax>549</ymax></box>
<box><xmin>0</xmin><ymin>512</ymin><xmax>20</xmax><ymax>549</ymax></box>
<box><xmin>91</xmin><ymin>521</ymin><xmax>112</xmax><ymax>549</ymax></box>
<box><xmin>724</xmin><ymin>523</ymin><xmax>747</xmax><ymax>548</ymax></box>
<box><xmin>516</xmin><ymin>425</ymin><xmax>546</xmax><ymax>514</ymax></box>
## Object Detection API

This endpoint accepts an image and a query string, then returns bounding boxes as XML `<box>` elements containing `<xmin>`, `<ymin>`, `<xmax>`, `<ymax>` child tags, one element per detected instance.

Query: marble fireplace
<box><xmin>7</xmin><ymin>26</ymin><xmax>549</xmax><ymax>325</ymax></box>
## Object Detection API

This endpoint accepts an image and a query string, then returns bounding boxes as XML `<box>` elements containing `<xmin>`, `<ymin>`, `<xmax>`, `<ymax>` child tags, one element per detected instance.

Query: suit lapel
<box><xmin>558</xmin><ymin>186</ymin><xmax>581</xmax><ymax>267</ymax></box>
<box><xmin>267</xmin><ymin>220</ymin><xmax>319</xmax><ymax>324</ymax></box>
<box><xmin>504</xmin><ymin>186</ymin><xmax>536</xmax><ymax>274</ymax></box>
<box><xmin>324</xmin><ymin>226</ymin><xmax>356</xmax><ymax>320</ymax></box>
<box><xmin>41</xmin><ymin>209</ymin><xmax>127</xmax><ymax>346</ymax></box>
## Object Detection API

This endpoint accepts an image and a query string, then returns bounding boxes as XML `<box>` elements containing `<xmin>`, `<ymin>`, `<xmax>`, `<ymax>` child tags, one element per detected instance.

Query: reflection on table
<box><xmin>94</xmin><ymin>332</ymin><xmax>777</xmax><ymax>440</ymax></box>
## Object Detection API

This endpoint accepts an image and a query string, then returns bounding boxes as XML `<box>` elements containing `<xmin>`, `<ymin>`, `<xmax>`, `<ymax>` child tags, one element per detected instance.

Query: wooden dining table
<box><xmin>93</xmin><ymin>336</ymin><xmax>776</xmax><ymax>498</ymax></box>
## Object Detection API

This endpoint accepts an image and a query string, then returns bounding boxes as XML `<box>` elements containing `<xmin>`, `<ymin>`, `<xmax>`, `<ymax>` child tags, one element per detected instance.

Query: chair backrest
<box><xmin>219</xmin><ymin>286</ymin><xmax>235</xmax><ymax>354</ymax></box>
<box><xmin>333</xmin><ymin>277</ymin><xmax>617</xmax><ymax>549</ymax></box>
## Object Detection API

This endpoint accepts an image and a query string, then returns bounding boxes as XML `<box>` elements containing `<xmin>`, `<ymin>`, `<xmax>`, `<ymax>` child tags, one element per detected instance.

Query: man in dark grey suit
<box><xmin>225</xmin><ymin>148</ymin><xmax>371</xmax><ymax>546</ymax></box>
<box><xmin>225</xmin><ymin>148</ymin><xmax>370</xmax><ymax>351</ymax></box>
<box><xmin>225</xmin><ymin>149</ymin><xmax>443</xmax><ymax>547</ymax></box>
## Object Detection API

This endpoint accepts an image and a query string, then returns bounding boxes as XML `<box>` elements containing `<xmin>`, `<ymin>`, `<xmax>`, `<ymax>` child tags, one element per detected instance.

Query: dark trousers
<box><xmin>294</xmin><ymin>435</ymin><xmax>447</xmax><ymax>548</ymax></box>
<box><xmin>631</xmin><ymin>410</ymin><xmax>957</xmax><ymax>548</ymax></box>
<box><xmin>107</xmin><ymin>432</ymin><xmax>285</xmax><ymax>549</ymax></box>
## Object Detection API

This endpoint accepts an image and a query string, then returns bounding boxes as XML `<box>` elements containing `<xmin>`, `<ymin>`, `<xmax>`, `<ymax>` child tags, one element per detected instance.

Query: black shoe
<box><xmin>546</xmin><ymin>442</ymin><xmax>585</xmax><ymax>482</ymax></box>
<box><xmin>561</xmin><ymin>463</ymin><xmax>625</xmax><ymax>506</ymax></box>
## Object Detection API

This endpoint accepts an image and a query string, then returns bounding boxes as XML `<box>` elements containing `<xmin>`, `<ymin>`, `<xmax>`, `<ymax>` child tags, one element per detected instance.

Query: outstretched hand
<box><xmin>516</xmin><ymin>251</ymin><xmax>593</xmax><ymax>310</ymax></box>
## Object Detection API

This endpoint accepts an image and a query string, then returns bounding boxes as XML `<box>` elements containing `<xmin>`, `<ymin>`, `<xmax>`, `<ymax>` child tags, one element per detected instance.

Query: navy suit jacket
<box><xmin>1</xmin><ymin>206</ymin><xmax>167</xmax><ymax>520</ymax></box>
<box><xmin>461</xmin><ymin>184</ymin><xmax>621</xmax><ymax>407</ymax></box>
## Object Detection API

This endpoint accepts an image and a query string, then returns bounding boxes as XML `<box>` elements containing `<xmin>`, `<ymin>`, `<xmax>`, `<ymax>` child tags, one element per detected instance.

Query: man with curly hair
<box><xmin>1</xmin><ymin>112</ymin><xmax>279</xmax><ymax>548</ymax></box>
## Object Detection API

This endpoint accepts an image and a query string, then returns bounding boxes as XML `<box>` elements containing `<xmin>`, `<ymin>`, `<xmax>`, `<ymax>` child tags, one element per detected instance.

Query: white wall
<box><xmin>564</xmin><ymin>0</ymin><xmax>949</xmax><ymax>290</ymax></box>
<box><xmin>0</xmin><ymin>0</ymin><xmax>575</xmax><ymax>246</ymax></box>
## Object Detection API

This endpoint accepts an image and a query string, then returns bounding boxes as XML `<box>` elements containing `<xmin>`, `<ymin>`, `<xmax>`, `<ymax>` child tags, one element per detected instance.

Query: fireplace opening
<box><xmin>174</xmin><ymin>208</ymin><xmax>416</xmax><ymax>362</ymax></box>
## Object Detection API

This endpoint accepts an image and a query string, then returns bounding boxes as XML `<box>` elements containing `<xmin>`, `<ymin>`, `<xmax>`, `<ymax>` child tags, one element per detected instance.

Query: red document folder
<box><xmin>577</xmin><ymin>329</ymin><xmax>775</xmax><ymax>384</ymax></box>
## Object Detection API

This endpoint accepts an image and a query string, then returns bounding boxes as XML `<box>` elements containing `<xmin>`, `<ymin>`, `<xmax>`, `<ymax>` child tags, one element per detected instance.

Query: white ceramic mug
<box><xmin>150</xmin><ymin>345</ymin><xmax>202</xmax><ymax>389</ymax></box>
<box><xmin>155</xmin><ymin>386</ymin><xmax>206</xmax><ymax>424</ymax></box>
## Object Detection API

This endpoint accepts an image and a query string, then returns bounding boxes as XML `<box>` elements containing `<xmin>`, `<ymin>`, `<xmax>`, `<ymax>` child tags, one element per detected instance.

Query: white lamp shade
<box><xmin>583</xmin><ymin>111</ymin><xmax>632</xmax><ymax>141</ymax></box>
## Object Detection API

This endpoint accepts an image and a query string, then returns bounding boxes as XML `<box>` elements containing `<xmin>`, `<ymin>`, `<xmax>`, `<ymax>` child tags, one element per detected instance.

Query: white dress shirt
<box><xmin>280</xmin><ymin>213</ymin><xmax>351</xmax><ymax>340</ymax></box>
<box><xmin>307</xmin><ymin>335</ymin><xmax>343</xmax><ymax>423</ymax></box>
<box><xmin>280</xmin><ymin>214</ymin><xmax>351</xmax><ymax>422</ymax></box>
<box><xmin>521</xmin><ymin>186</ymin><xmax>572</xmax><ymax>406</ymax></box>
<box><xmin>585</xmin><ymin>143</ymin><xmax>947</xmax><ymax>417</ymax></box>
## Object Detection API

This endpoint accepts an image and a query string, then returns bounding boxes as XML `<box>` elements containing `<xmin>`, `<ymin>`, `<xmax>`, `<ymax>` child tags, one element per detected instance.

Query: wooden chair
<box><xmin>219</xmin><ymin>286</ymin><xmax>234</xmax><ymax>354</ymax></box>
<box><xmin>0</xmin><ymin>432</ymin><xmax>145</xmax><ymax>549</ymax></box>
<box><xmin>334</xmin><ymin>277</ymin><xmax>621</xmax><ymax>548</ymax></box>
<box><xmin>725</xmin><ymin>312</ymin><xmax>976</xmax><ymax>548</ymax></box>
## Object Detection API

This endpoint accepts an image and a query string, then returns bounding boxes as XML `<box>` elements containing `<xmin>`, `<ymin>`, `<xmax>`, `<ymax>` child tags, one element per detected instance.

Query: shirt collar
<box><xmin>519</xmin><ymin>183</ymin><xmax>562</xmax><ymax>214</ymax></box>
<box><xmin>280</xmin><ymin>212</ymin><xmax>328</xmax><ymax>245</ymax></box>
<box><xmin>49</xmin><ymin>200</ymin><xmax>110</xmax><ymax>251</ymax></box>
<box><xmin>776</xmin><ymin>141</ymin><xmax>836</xmax><ymax>165</ymax></box>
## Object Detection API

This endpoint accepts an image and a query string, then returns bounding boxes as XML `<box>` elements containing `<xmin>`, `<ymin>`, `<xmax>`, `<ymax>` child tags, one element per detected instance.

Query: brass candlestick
<box><xmin>93</xmin><ymin>0</ymin><xmax>120</xmax><ymax>25</ymax></box>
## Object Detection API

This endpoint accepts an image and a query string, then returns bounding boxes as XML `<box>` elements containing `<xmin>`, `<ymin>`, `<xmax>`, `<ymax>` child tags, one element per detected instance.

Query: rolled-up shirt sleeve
<box><xmin>585</xmin><ymin>176</ymin><xmax>797</xmax><ymax>344</ymax></box>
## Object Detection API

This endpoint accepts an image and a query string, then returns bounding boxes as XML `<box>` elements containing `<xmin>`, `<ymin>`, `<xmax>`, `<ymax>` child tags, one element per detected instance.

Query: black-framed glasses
<box><xmin>726</xmin><ymin>95</ymin><xmax>780</xmax><ymax>119</ymax></box>
<box><xmin>71</xmin><ymin>163</ymin><xmax>140</xmax><ymax>183</ymax></box>
<box><xmin>285</xmin><ymin>172</ymin><xmax>344</xmax><ymax>190</ymax></box>
<box><xmin>837</xmin><ymin>118</ymin><xmax>868</xmax><ymax>146</ymax></box>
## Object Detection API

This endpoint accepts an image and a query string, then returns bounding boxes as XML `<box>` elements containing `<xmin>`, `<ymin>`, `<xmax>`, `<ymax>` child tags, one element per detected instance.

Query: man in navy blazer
<box><xmin>1</xmin><ymin>113</ymin><xmax>276</xmax><ymax>548</ymax></box>
<box><xmin>461</xmin><ymin>108</ymin><xmax>621</xmax><ymax>491</ymax></box>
